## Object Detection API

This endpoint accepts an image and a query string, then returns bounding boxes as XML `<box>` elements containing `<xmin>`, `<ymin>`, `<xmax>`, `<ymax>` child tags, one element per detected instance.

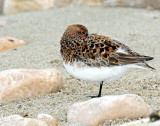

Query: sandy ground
<box><xmin>0</xmin><ymin>6</ymin><xmax>160</xmax><ymax>126</ymax></box>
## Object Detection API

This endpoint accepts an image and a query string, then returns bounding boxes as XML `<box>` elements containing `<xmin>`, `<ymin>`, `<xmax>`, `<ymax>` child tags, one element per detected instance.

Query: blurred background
<box><xmin>0</xmin><ymin>0</ymin><xmax>160</xmax><ymax>15</ymax></box>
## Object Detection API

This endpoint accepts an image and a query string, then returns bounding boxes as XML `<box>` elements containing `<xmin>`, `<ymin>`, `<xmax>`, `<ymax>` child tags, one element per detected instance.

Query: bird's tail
<box><xmin>140</xmin><ymin>56</ymin><xmax>155</xmax><ymax>70</ymax></box>
<box><xmin>128</xmin><ymin>56</ymin><xmax>155</xmax><ymax>70</ymax></box>
<box><xmin>135</xmin><ymin>55</ymin><xmax>155</xmax><ymax>70</ymax></box>
<box><xmin>142</xmin><ymin>56</ymin><xmax>154</xmax><ymax>61</ymax></box>
<box><xmin>137</xmin><ymin>62</ymin><xmax>155</xmax><ymax>70</ymax></box>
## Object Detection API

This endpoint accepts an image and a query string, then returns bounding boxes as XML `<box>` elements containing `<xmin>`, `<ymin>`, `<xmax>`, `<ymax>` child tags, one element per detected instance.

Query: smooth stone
<box><xmin>72</xmin><ymin>0</ymin><xmax>104</xmax><ymax>7</ymax></box>
<box><xmin>0</xmin><ymin>37</ymin><xmax>25</xmax><ymax>52</ymax></box>
<box><xmin>0</xmin><ymin>114</ymin><xmax>59</xmax><ymax>126</ymax></box>
<box><xmin>37</xmin><ymin>114</ymin><xmax>59</xmax><ymax>126</ymax></box>
<box><xmin>117</xmin><ymin>118</ymin><xmax>160</xmax><ymax>126</ymax></box>
<box><xmin>0</xmin><ymin>115</ymin><xmax>48</xmax><ymax>126</ymax></box>
<box><xmin>3</xmin><ymin>0</ymin><xmax>54</xmax><ymax>14</ymax></box>
<box><xmin>0</xmin><ymin>69</ymin><xmax>64</xmax><ymax>103</ymax></box>
<box><xmin>104</xmin><ymin>0</ymin><xmax>160</xmax><ymax>9</ymax></box>
<box><xmin>67</xmin><ymin>94</ymin><xmax>153</xmax><ymax>126</ymax></box>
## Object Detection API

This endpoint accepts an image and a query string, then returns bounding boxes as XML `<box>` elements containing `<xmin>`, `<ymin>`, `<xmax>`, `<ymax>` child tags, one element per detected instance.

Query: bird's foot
<box><xmin>88</xmin><ymin>94</ymin><xmax>101</xmax><ymax>98</ymax></box>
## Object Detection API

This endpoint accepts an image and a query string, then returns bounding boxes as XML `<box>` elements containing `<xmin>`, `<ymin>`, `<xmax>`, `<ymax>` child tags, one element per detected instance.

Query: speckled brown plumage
<box><xmin>60</xmin><ymin>24</ymin><xmax>154</xmax><ymax>68</ymax></box>
<box><xmin>60</xmin><ymin>24</ymin><xmax>155</xmax><ymax>98</ymax></box>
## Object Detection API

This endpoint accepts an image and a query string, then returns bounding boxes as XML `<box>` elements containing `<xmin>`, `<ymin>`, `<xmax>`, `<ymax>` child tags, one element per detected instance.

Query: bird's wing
<box><xmin>75</xmin><ymin>34</ymin><xmax>154</xmax><ymax>68</ymax></box>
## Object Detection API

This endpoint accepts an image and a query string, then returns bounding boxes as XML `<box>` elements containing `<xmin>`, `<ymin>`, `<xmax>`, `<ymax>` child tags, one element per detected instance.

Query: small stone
<box><xmin>0</xmin><ymin>69</ymin><xmax>64</xmax><ymax>103</ymax></box>
<box><xmin>0</xmin><ymin>114</ymin><xmax>59</xmax><ymax>126</ymax></box>
<box><xmin>0</xmin><ymin>37</ymin><xmax>25</xmax><ymax>52</ymax></box>
<box><xmin>53</xmin><ymin>0</ymin><xmax>104</xmax><ymax>7</ymax></box>
<box><xmin>117</xmin><ymin>118</ymin><xmax>160</xmax><ymax>126</ymax></box>
<box><xmin>104</xmin><ymin>0</ymin><xmax>147</xmax><ymax>8</ymax></box>
<box><xmin>147</xmin><ymin>0</ymin><xmax>160</xmax><ymax>10</ymax></box>
<box><xmin>0</xmin><ymin>115</ymin><xmax>48</xmax><ymax>126</ymax></box>
<box><xmin>73</xmin><ymin>0</ymin><xmax>104</xmax><ymax>7</ymax></box>
<box><xmin>67</xmin><ymin>94</ymin><xmax>153</xmax><ymax>126</ymax></box>
<box><xmin>53</xmin><ymin>0</ymin><xmax>73</xmax><ymax>7</ymax></box>
<box><xmin>37</xmin><ymin>114</ymin><xmax>59</xmax><ymax>126</ymax></box>
<box><xmin>104</xmin><ymin>0</ymin><xmax>160</xmax><ymax>9</ymax></box>
<box><xmin>3</xmin><ymin>0</ymin><xmax>54</xmax><ymax>14</ymax></box>
<box><xmin>150</xmin><ymin>110</ymin><xmax>160</xmax><ymax>122</ymax></box>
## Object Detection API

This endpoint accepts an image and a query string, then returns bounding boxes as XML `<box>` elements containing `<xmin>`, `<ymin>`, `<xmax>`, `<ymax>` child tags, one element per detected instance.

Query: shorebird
<box><xmin>60</xmin><ymin>24</ymin><xmax>155</xmax><ymax>98</ymax></box>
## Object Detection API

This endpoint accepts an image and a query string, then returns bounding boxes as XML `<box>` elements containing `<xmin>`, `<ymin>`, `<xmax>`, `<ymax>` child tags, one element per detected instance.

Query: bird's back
<box><xmin>60</xmin><ymin>24</ymin><xmax>154</xmax><ymax>70</ymax></box>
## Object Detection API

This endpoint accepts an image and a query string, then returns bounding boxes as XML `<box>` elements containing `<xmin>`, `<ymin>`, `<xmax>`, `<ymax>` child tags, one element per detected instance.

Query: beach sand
<box><xmin>0</xmin><ymin>6</ymin><xmax>160</xmax><ymax>125</ymax></box>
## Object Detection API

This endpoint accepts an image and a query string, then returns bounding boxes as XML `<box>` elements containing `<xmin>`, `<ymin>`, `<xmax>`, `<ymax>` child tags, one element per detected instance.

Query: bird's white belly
<box><xmin>63</xmin><ymin>62</ymin><xmax>135</xmax><ymax>83</ymax></box>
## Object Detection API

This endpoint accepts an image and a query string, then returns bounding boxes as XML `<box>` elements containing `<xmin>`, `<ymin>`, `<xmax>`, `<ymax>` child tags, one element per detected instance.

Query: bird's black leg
<box><xmin>89</xmin><ymin>81</ymin><xmax>104</xmax><ymax>98</ymax></box>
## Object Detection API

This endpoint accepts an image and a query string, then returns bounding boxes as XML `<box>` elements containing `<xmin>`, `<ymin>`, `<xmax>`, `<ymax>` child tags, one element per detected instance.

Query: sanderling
<box><xmin>60</xmin><ymin>24</ymin><xmax>155</xmax><ymax>98</ymax></box>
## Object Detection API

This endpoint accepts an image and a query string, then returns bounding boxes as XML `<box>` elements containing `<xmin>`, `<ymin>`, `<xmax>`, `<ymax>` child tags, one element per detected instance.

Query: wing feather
<box><xmin>75</xmin><ymin>35</ymin><xmax>154</xmax><ymax>69</ymax></box>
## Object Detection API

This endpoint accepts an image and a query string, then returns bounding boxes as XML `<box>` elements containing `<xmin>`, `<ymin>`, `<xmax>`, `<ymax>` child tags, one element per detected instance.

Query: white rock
<box><xmin>53</xmin><ymin>0</ymin><xmax>104</xmax><ymax>7</ymax></box>
<box><xmin>104</xmin><ymin>0</ymin><xmax>160</xmax><ymax>9</ymax></box>
<box><xmin>53</xmin><ymin>0</ymin><xmax>73</xmax><ymax>7</ymax></box>
<box><xmin>0</xmin><ymin>69</ymin><xmax>64</xmax><ymax>103</ymax></box>
<box><xmin>73</xmin><ymin>0</ymin><xmax>104</xmax><ymax>7</ymax></box>
<box><xmin>0</xmin><ymin>114</ymin><xmax>59</xmax><ymax>126</ymax></box>
<box><xmin>0</xmin><ymin>115</ymin><xmax>48</xmax><ymax>126</ymax></box>
<box><xmin>0</xmin><ymin>37</ymin><xmax>25</xmax><ymax>52</ymax></box>
<box><xmin>104</xmin><ymin>0</ymin><xmax>147</xmax><ymax>7</ymax></box>
<box><xmin>116</xmin><ymin>118</ymin><xmax>160</xmax><ymax>126</ymax></box>
<box><xmin>3</xmin><ymin>0</ymin><xmax>54</xmax><ymax>14</ymax></box>
<box><xmin>37</xmin><ymin>114</ymin><xmax>58</xmax><ymax>126</ymax></box>
<box><xmin>67</xmin><ymin>94</ymin><xmax>153</xmax><ymax>126</ymax></box>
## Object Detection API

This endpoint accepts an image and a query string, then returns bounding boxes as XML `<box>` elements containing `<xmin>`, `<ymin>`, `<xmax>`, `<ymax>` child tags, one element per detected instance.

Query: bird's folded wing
<box><xmin>109</xmin><ymin>52</ymin><xmax>154</xmax><ymax>65</ymax></box>
<box><xmin>75</xmin><ymin>35</ymin><xmax>154</xmax><ymax>68</ymax></box>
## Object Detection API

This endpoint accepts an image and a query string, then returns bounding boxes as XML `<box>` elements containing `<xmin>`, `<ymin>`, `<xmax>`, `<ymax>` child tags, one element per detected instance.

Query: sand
<box><xmin>0</xmin><ymin>5</ymin><xmax>160</xmax><ymax>125</ymax></box>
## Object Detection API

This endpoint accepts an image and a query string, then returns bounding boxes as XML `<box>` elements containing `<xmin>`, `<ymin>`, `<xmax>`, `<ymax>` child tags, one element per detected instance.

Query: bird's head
<box><xmin>62</xmin><ymin>24</ymin><xmax>88</xmax><ymax>40</ymax></box>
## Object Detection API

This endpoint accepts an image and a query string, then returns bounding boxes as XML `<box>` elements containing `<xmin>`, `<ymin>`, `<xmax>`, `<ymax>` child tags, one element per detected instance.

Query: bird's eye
<box><xmin>81</xmin><ymin>32</ymin><xmax>86</xmax><ymax>35</ymax></box>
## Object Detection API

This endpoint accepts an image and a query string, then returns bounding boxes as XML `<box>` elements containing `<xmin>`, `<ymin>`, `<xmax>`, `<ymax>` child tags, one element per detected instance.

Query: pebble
<box><xmin>0</xmin><ymin>37</ymin><xmax>25</xmax><ymax>52</ymax></box>
<box><xmin>67</xmin><ymin>94</ymin><xmax>153</xmax><ymax>126</ymax></box>
<box><xmin>0</xmin><ymin>114</ymin><xmax>59</xmax><ymax>126</ymax></box>
<box><xmin>0</xmin><ymin>69</ymin><xmax>64</xmax><ymax>103</ymax></box>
